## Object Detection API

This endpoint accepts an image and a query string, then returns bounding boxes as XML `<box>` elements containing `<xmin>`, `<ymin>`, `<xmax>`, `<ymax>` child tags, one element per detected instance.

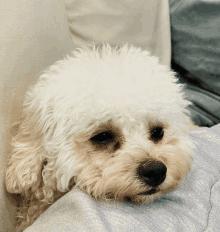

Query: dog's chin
<box><xmin>128</xmin><ymin>190</ymin><xmax>164</xmax><ymax>205</ymax></box>
<box><xmin>129</xmin><ymin>182</ymin><xmax>181</xmax><ymax>205</ymax></box>
<box><xmin>106</xmin><ymin>188</ymin><xmax>163</xmax><ymax>205</ymax></box>
<box><xmin>137</xmin><ymin>188</ymin><xmax>158</xmax><ymax>196</ymax></box>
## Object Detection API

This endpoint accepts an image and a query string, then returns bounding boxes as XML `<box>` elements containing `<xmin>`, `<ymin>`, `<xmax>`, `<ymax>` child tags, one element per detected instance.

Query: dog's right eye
<box><xmin>90</xmin><ymin>131</ymin><xmax>114</xmax><ymax>145</ymax></box>
<box><xmin>150</xmin><ymin>127</ymin><xmax>164</xmax><ymax>142</ymax></box>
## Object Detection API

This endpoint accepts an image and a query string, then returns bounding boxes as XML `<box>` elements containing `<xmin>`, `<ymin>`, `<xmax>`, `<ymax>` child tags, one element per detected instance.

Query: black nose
<box><xmin>138</xmin><ymin>161</ymin><xmax>167</xmax><ymax>187</ymax></box>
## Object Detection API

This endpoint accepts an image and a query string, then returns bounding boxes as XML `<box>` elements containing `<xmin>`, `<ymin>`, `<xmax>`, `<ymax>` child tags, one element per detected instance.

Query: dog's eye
<box><xmin>91</xmin><ymin>131</ymin><xmax>114</xmax><ymax>145</ymax></box>
<box><xmin>150</xmin><ymin>127</ymin><xmax>164</xmax><ymax>142</ymax></box>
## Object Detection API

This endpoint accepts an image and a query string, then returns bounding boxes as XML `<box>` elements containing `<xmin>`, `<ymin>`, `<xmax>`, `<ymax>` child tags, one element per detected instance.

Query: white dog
<box><xmin>5</xmin><ymin>44</ymin><xmax>195</xmax><ymax>231</ymax></box>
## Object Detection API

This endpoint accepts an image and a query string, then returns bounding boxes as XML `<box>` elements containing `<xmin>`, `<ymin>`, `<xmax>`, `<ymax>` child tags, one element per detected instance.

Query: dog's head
<box><xmin>5</xmin><ymin>44</ymin><xmax>194</xmax><ymax>205</ymax></box>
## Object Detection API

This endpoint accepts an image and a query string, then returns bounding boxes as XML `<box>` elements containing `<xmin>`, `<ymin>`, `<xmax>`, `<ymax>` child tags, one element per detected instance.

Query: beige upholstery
<box><xmin>0</xmin><ymin>0</ymin><xmax>171</xmax><ymax>231</ymax></box>
<box><xmin>0</xmin><ymin>1</ymin><xmax>73</xmax><ymax>231</ymax></box>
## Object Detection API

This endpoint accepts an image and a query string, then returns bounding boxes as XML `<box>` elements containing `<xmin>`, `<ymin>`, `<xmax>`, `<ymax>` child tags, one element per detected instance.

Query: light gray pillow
<box><xmin>25</xmin><ymin>124</ymin><xmax>220</xmax><ymax>231</ymax></box>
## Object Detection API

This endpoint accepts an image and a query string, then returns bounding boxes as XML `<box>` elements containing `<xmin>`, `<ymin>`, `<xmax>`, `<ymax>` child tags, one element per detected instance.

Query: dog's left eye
<box><xmin>150</xmin><ymin>127</ymin><xmax>164</xmax><ymax>142</ymax></box>
<box><xmin>90</xmin><ymin>131</ymin><xmax>114</xmax><ymax>145</ymax></box>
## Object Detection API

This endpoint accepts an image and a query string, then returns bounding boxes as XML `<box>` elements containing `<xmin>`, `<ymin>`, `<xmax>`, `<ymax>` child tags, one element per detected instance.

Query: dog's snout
<box><xmin>138</xmin><ymin>161</ymin><xmax>167</xmax><ymax>187</ymax></box>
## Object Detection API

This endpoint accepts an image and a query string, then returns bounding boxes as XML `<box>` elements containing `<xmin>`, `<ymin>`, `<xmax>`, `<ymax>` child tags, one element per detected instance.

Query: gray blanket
<box><xmin>25</xmin><ymin>124</ymin><xmax>220</xmax><ymax>232</ymax></box>
<box><xmin>170</xmin><ymin>0</ymin><xmax>220</xmax><ymax>127</ymax></box>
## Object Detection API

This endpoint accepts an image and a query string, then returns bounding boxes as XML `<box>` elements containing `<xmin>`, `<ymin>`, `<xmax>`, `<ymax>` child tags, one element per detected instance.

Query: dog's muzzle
<box><xmin>138</xmin><ymin>161</ymin><xmax>167</xmax><ymax>188</ymax></box>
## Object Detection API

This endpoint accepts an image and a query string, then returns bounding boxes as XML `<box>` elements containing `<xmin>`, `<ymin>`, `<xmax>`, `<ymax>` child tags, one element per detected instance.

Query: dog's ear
<box><xmin>5</xmin><ymin>71</ymin><xmax>81</xmax><ymax>196</ymax></box>
<box><xmin>5</xmin><ymin>116</ymin><xmax>45</xmax><ymax>194</ymax></box>
<box><xmin>5</xmin><ymin>77</ymin><xmax>55</xmax><ymax>195</ymax></box>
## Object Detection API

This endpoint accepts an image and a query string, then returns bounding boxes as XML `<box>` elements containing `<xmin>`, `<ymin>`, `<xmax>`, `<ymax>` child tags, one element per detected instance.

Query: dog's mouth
<box><xmin>125</xmin><ymin>188</ymin><xmax>158</xmax><ymax>203</ymax></box>
<box><xmin>138</xmin><ymin>188</ymin><xmax>158</xmax><ymax>195</ymax></box>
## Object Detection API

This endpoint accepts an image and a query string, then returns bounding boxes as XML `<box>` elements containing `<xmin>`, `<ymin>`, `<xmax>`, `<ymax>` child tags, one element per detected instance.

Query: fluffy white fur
<box><xmin>5</xmin><ymin>44</ymin><xmax>195</xmax><ymax>231</ymax></box>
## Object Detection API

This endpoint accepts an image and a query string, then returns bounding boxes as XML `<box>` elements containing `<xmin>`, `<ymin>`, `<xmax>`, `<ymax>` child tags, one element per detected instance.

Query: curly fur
<box><xmin>5</xmin><ymin>44</ymin><xmax>195</xmax><ymax>231</ymax></box>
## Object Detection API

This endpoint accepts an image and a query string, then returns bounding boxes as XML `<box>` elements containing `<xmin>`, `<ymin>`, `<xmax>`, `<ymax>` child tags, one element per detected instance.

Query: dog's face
<box><xmin>73</xmin><ymin>116</ymin><xmax>193</xmax><ymax>205</ymax></box>
<box><xmin>6</xmin><ymin>44</ymin><xmax>194</xmax><ymax>207</ymax></box>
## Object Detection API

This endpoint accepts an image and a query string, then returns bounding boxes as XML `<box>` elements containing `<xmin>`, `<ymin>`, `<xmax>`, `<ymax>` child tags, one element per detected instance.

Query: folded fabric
<box><xmin>170</xmin><ymin>0</ymin><xmax>220</xmax><ymax>127</ymax></box>
<box><xmin>25</xmin><ymin>124</ymin><xmax>220</xmax><ymax>232</ymax></box>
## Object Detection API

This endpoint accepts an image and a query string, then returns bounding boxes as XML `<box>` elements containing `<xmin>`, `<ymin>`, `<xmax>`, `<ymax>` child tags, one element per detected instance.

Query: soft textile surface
<box><xmin>170</xmin><ymin>0</ymin><xmax>220</xmax><ymax>127</ymax></box>
<box><xmin>25</xmin><ymin>124</ymin><xmax>220</xmax><ymax>232</ymax></box>
<box><xmin>65</xmin><ymin>0</ymin><xmax>171</xmax><ymax>67</ymax></box>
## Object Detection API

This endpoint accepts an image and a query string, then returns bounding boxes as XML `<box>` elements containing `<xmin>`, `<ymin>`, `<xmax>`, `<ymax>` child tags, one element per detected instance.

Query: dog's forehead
<box><xmin>57</xmin><ymin>66</ymin><xmax>183</xmax><ymax>118</ymax></box>
<box><xmin>73</xmin><ymin>102</ymin><xmax>168</xmax><ymax>134</ymax></box>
